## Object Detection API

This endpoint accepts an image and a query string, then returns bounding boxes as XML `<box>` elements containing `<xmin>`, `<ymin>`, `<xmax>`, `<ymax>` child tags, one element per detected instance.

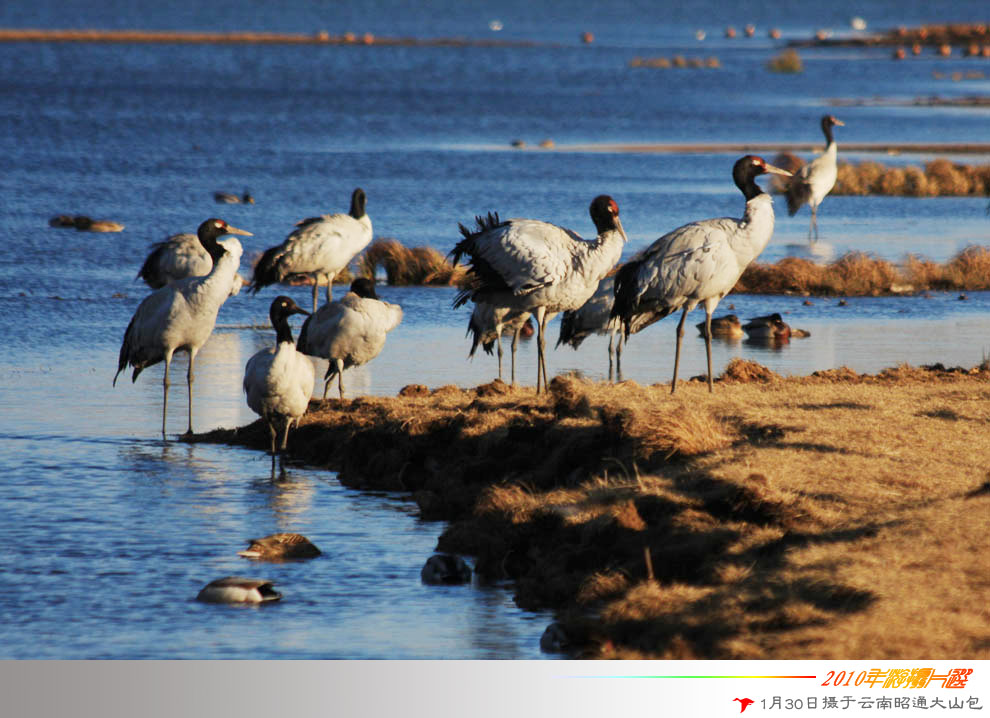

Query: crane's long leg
<box><xmin>325</xmin><ymin>272</ymin><xmax>335</xmax><ymax>305</ymax></box>
<box><xmin>336</xmin><ymin>358</ymin><xmax>345</xmax><ymax>399</ymax></box>
<box><xmin>812</xmin><ymin>205</ymin><xmax>819</xmax><ymax>241</ymax></box>
<box><xmin>311</xmin><ymin>276</ymin><xmax>320</xmax><ymax>313</ymax></box>
<box><xmin>280</xmin><ymin>417</ymin><xmax>292</xmax><ymax>451</ymax></box>
<box><xmin>616</xmin><ymin>331</ymin><xmax>624</xmax><ymax>382</ymax></box>
<box><xmin>322</xmin><ymin>375</ymin><xmax>331</xmax><ymax>400</ymax></box>
<box><xmin>495</xmin><ymin>327</ymin><xmax>504</xmax><ymax>381</ymax></box>
<box><xmin>510</xmin><ymin>326</ymin><xmax>521</xmax><ymax>385</ymax></box>
<box><xmin>162</xmin><ymin>356</ymin><xmax>172</xmax><ymax>439</ymax></box>
<box><xmin>535</xmin><ymin>306</ymin><xmax>547</xmax><ymax>393</ymax></box>
<box><xmin>670</xmin><ymin>307</ymin><xmax>689</xmax><ymax>395</ymax></box>
<box><xmin>607</xmin><ymin>333</ymin><xmax>615</xmax><ymax>382</ymax></box>
<box><xmin>185</xmin><ymin>352</ymin><xmax>196</xmax><ymax>436</ymax></box>
<box><xmin>704</xmin><ymin>310</ymin><xmax>714</xmax><ymax>392</ymax></box>
<box><xmin>268</xmin><ymin>420</ymin><xmax>277</xmax><ymax>455</ymax></box>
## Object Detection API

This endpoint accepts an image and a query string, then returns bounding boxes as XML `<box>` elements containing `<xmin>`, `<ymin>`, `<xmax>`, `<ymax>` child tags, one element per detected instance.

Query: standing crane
<box><xmin>557</xmin><ymin>274</ymin><xmax>662</xmax><ymax>381</ymax></box>
<box><xmin>243</xmin><ymin>296</ymin><xmax>315</xmax><ymax>468</ymax></box>
<box><xmin>612</xmin><ymin>155</ymin><xmax>791</xmax><ymax>393</ymax></box>
<box><xmin>466</xmin><ymin>302</ymin><xmax>533</xmax><ymax>384</ymax></box>
<box><xmin>450</xmin><ymin>195</ymin><xmax>627</xmax><ymax>393</ymax></box>
<box><xmin>786</xmin><ymin>115</ymin><xmax>845</xmax><ymax>241</ymax></box>
<box><xmin>250</xmin><ymin>187</ymin><xmax>372</xmax><ymax>311</ymax></box>
<box><xmin>295</xmin><ymin>278</ymin><xmax>403</xmax><ymax>399</ymax></box>
<box><xmin>114</xmin><ymin>218</ymin><xmax>251</xmax><ymax>437</ymax></box>
<box><xmin>138</xmin><ymin>231</ymin><xmax>245</xmax><ymax>297</ymax></box>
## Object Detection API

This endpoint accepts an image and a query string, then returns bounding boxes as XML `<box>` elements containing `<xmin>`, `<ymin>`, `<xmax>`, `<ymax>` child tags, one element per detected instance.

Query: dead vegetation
<box><xmin>774</xmin><ymin>154</ymin><xmax>990</xmax><ymax>197</ymax></box>
<box><xmin>358</xmin><ymin>238</ymin><xmax>467</xmax><ymax>286</ymax></box>
<box><xmin>194</xmin><ymin>361</ymin><xmax>990</xmax><ymax>659</ymax></box>
<box><xmin>734</xmin><ymin>246</ymin><xmax>990</xmax><ymax>295</ymax></box>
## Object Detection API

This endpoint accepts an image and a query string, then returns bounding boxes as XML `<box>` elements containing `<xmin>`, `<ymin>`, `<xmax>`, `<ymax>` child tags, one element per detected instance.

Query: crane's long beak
<box><xmin>833</xmin><ymin>118</ymin><xmax>846</xmax><ymax>126</ymax></box>
<box><xmin>614</xmin><ymin>216</ymin><xmax>629</xmax><ymax>243</ymax></box>
<box><xmin>764</xmin><ymin>164</ymin><xmax>793</xmax><ymax>177</ymax></box>
<box><xmin>224</xmin><ymin>225</ymin><xmax>253</xmax><ymax>237</ymax></box>
<box><xmin>292</xmin><ymin>306</ymin><xmax>310</xmax><ymax>317</ymax></box>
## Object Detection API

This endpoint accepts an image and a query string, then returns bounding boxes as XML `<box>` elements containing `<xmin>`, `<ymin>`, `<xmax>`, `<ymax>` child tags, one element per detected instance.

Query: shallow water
<box><xmin>0</xmin><ymin>0</ymin><xmax>988</xmax><ymax>658</ymax></box>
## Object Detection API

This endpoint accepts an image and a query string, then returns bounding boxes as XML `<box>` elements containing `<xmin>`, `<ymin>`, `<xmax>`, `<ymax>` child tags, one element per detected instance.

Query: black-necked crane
<box><xmin>557</xmin><ymin>273</ymin><xmax>662</xmax><ymax>381</ymax></box>
<box><xmin>786</xmin><ymin>115</ymin><xmax>844</xmax><ymax>241</ymax></box>
<box><xmin>612</xmin><ymin>155</ymin><xmax>791</xmax><ymax>393</ymax></box>
<box><xmin>466</xmin><ymin>302</ymin><xmax>533</xmax><ymax>384</ymax></box>
<box><xmin>295</xmin><ymin>277</ymin><xmax>403</xmax><ymax>399</ymax></box>
<box><xmin>243</xmin><ymin>296</ymin><xmax>315</xmax><ymax>464</ymax></box>
<box><xmin>250</xmin><ymin>187</ymin><xmax>372</xmax><ymax>312</ymax></box>
<box><xmin>114</xmin><ymin>218</ymin><xmax>251</xmax><ymax>437</ymax></box>
<box><xmin>450</xmin><ymin>195</ymin><xmax>627</xmax><ymax>393</ymax></box>
<box><xmin>138</xmin><ymin>232</ymin><xmax>245</xmax><ymax>297</ymax></box>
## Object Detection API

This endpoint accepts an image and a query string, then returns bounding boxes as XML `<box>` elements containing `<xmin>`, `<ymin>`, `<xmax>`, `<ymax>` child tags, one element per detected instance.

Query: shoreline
<box><xmin>0</xmin><ymin>27</ymin><xmax>537</xmax><ymax>47</ymax></box>
<box><xmin>548</xmin><ymin>142</ymin><xmax>990</xmax><ymax>156</ymax></box>
<box><xmin>191</xmin><ymin>361</ymin><xmax>990</xmax><ymax>658</ymax></box>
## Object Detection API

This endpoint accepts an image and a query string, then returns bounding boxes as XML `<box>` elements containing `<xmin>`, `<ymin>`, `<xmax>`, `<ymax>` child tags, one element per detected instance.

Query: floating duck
<box><xmin>238</xmin><ymin>533</ymin><xmax>321</xmax><ymax>561</ymax></box>
<box><xmin>696</xmin><ymin>314</ymin><xmax>743</xmax><ymax>339</ymax></box>
<box><xmin>196</xmin><ymin>577</ymin><xmax>282</xmax><ymax>604</ymax></box>
<box><xmin>73</xmin><ymin>215</ymin><xmax>124</xmax><ymax>232</ymax></box>
<box><xmin>421</xmin><ymin>554</ymin><xmax>472</xmax><ymax>585</ymax></box>
<box><xmin>742</xmin><ymin>313</ymin><xmax>791</xmax><ymax>341</ymax></box>
<box><xmin>214</xmin><ymin>190</ymin><xmax>255</xmax><ymax>204</ymax></box>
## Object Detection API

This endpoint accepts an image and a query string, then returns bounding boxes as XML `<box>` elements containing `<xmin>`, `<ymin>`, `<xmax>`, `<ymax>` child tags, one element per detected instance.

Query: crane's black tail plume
<box><xmin>785</xmin><ymin>179</ymin><xmax>811</xmax><ymax>216</ymax></box>
<box><xmin>249</xmin><ymin>245</ymin><xmax>287</xmax><ymax>294</ymax></box>
<box><xmin>610</xmin><ymin>260</ymin><xmax>642</xmax><ymax>340</ymax></box>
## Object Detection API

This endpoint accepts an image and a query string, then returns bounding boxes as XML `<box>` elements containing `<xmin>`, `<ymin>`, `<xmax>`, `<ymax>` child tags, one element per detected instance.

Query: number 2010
<box><xmin>822</xmin><ymin>671</ymin><xmax>866</xmax><ymax>687</ymax></box>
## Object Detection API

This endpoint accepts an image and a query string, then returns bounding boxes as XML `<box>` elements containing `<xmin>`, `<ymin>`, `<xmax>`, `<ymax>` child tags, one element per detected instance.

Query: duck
<box><xmin>72</xmin><ymin>215</ymin><xmax>125</xmax><ymax>232</ymax></box>
<box><xmin>238</xmin><ymin>533</ymin><xmax>321</xmax><ymax>561</ymax></box>
<box><xmin>742</xmin><ymin>313</ymin><xmax>791</xmax><ymax>341</ymax></box>
<box><xmin>696</xmin><ymin>313</ymin><xmax>743</xmax><ymax>339</ymax></box>
<box><xmin>196</xmin><ymin>577</ymin><xmax>282</xmax><ymax>604</ymax></box>
<box><xmin>214</xmin><ymin>190</ymin><xmax>255</xmax><ymax>204</ymax></box>
<box><xmin>420</xmin><ymin>554</ymin><xmax>472</xmax><ymax>585</ymax></box>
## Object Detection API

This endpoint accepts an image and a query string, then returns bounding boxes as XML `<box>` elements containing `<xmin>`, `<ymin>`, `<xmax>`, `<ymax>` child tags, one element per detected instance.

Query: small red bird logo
<box><xmin>734</xmin><ymin>698</ymin><xmax>755</xmax><ymax>713</ymax></box>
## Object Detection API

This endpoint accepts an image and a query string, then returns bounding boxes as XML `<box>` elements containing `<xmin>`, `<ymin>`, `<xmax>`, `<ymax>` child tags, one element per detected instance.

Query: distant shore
<box><xmin>552</xmin><ymin>142</ymin><xmax>990</xmax><ymax>155</ymax></box>
<box><xmin>0</xmin><ymin>27</ymin><xmax>536</xmax><ymax>47</ymax></box>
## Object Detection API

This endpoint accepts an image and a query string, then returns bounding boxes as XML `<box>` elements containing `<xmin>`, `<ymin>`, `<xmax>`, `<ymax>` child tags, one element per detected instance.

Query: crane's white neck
<box><xmin>201</xmin><ymin>239</ymin><xmax>243</xmax><ymax>299</ymax></box>
<box><xmin>734</xmin><ymin>194</ymin><xmax>776</xmax><ymax>264</ymax></box>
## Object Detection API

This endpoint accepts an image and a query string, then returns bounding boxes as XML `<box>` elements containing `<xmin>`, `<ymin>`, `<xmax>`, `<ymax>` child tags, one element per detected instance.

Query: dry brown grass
<box><xmin>358</xmin><ymin>238</ymin><xmax>468</xmax><ymax>286</ymax></box>
<box><xmin>830</xmin><ymin>159</ymin><xmax>990</xmax><ymax>197</ymax></box>
<box><xmin>736</xmin><ymin>246</ymin><xmax>990</xmax><ymax>295</ymax></box>
<box><xmin>767</xmin><ymin>48</ymin><xmax>803</xmax><ymax>73</ymax></box>
<box><xmin>193</xmin><ymin>363</ymin><xmax>990</xmax><ymax>660</ymax></box>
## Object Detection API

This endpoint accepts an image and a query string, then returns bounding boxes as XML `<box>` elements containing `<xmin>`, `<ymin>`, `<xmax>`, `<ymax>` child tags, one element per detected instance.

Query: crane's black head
<box><xmin>588</xmin><ymin>195</ymin><xmax>622</xmax><ymax>233</ymax></box>
<box><xmin>197</xmin><ymin>218</ymin><xmax>252</xmax><ymax>261</ymax></box>
<box><xmin>821</xmin><ymin>115</ymin><xmax>844</xmax><ymax>142</ymax></box>
<box><xmin>732</xmin><ymin>155</ymin><xmax>792</xmax><ymax>201</ymax></box>
<box><xmin>270</xmin><ymin>295</ymin><xmax>309</xmax><ymax>343</ymax></box>
<box><xmin>72</xmin><ymin>215</ymin><xmax>94</xmax><ymax>230</ymax></box>
<box><xmin>349</xmin><ymin>188</ymin><xmax>367</xmax><ymax>219</ymax></box>
<box><xmin>349</xmin><ymin>277</ymin><xmax>378</xmax><ymax>299</ymax></box>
